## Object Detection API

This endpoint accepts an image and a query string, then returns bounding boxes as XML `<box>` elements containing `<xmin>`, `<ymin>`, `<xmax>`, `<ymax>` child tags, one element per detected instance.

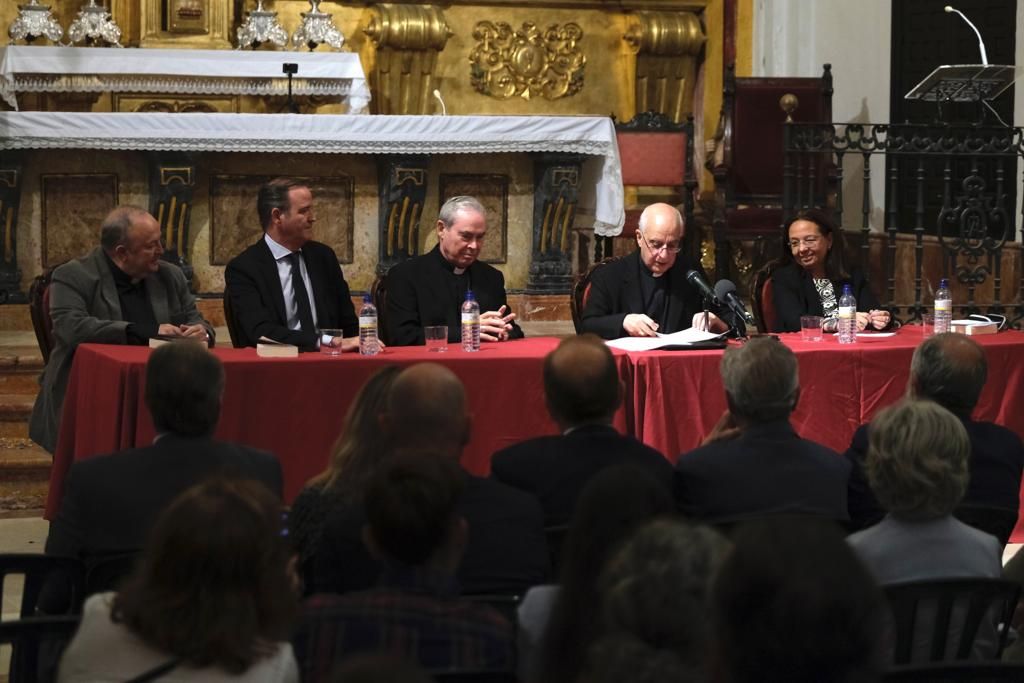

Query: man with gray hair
<box><xmin>845</xmin><ymin>333</ymin><xmax>1024</xmax><ymax>537</ymax></box>
<box><xmin>30</xmin><ymin>205</ymin><xmax>213</xmax><ymax>453</ymax></box>
<box><xmin>386</xmin><ymin>196</ymin><xmax>523</xmax><ymax>346</ymax></box>
<box><xmin>674</xmin><ymin>337</ymin><xmax>850</xmax><ymax>523</ymax></box>
<box><xmin>581</xmin><ymin>202</ymin><xmax>730</xmax><ymax>339</ymax></box>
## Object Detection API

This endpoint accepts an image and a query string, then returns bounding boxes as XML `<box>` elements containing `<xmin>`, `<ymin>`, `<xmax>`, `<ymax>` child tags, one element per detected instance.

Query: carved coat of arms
<box><xmin>470</xmin><ymin>21</ymin><xmax>585</xmax><ymax>100</ymax></box>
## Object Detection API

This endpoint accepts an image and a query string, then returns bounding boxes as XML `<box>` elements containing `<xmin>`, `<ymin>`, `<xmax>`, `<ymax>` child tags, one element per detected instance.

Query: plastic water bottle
<box><xmin>461</xmin><ymin>290</ymin><xmax>481</xmax><ymax>352</ymax></box>
<box><xmin>934</xmin><ymin>278</ymin><xmax>952</xmax><ymax>334</ymax></box>
<box><xmin>838</xmin><ymin>284</ymin><xmax>857</xmax><ymax>344</ymax></box>
<box><xmin>358</xmin><ymin>294</ymin><xmax>380</xmax><ymax>356</ymax></box>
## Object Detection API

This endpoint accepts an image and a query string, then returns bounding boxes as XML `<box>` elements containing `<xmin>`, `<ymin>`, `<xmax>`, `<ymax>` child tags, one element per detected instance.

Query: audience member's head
<box><xmin>583</xmin><ymin>519</ymin><xmax>730</xmax><ymax>683</ymax></box>
<box><xmin>330</xmin><ymin>654</ymin><xmax>432</xmax><ymax>683</ymax></box>
<box><xmin>312</xmin><ymin>365</ymin><xmax>401</xmax><ymax>497</ymax></box>
<box><xmin>539</xmin><ymin>464</ymin><xmax>673</xmax><ymax>683</ymax></box>
<box><xmin>145</xmin><ymin>342</ymin><xmax>225</xmax><ymax>437</ymax></box>
<box><xmin>867</xmin><ymin>399</ymin><xmax>969</xmax><ymax>521</ymax></box>
<box><xmin>909</xmin><ymin>332</ymin><xmax>987</xmax><ymax>418</ymax></box>
<box><xmin>712</xmin><ymin>516</ymin><xmax>885</xmax><ymax>683</ymax></box>
<box><xmin>382</xmin><ymin>363</ymin><xmax>470</xmax><ymax>459</ymax></box>
<box><xmin>543</xmin><ymin>334</ymin><xmax>622</xmax><ymax>430</ymax></box>
<box><xmin>362</xmin><ymin>452</ymin><xmax>466</xmax><ymax>572</ymax></box>
<box><xmin>720</xmin><ymin>337</ymin><xmax>800</xmax><ymax>426</ymax></box>
<box><xmin>100</xmin><ymin>205</ymin><xmax>165</xmax><ymax>281</ymax></box>
<box><xmin>112</xmin><ymin>478</ymin><xmax>297</xmax><ymax>674</ymax></box>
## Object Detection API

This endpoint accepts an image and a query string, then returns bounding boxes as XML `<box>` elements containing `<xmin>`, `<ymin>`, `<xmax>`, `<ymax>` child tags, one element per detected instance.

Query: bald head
<box><xmin>637</xmin><ymin>203</ymin><xmax>684</xmax><ymax>235</ymax></box>
<box><xmin>385</xmin><ymin>363</ymin><xmax>469</xmax><ymax>457</ymax></box>
<box><xmin>909</xmin><ymin>333</ymin><xmax>987</xmax><ymax>417</ymax></box>
<box><xmin>544</xmin><ymin>334</ymin><xmax>622</xmax><ymax>429</ymax></box>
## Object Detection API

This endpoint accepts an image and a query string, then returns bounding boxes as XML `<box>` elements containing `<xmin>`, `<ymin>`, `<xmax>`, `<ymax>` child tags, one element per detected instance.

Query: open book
<box><xmin>605</xmin><ymin>328</ymin><xmax>727</xmax><ymax>352</ymax></box>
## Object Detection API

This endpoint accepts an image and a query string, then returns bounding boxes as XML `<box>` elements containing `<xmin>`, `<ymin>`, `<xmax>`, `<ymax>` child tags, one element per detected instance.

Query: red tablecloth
<box><xmin>46</xmin><ymin>330</ymin><xmax>1024</xmax><ymax>539</ymax></box>
<box><xmin>46</xmin><ymin>338</ymin><xmax>631</xmax><ymax>517</ymax></box>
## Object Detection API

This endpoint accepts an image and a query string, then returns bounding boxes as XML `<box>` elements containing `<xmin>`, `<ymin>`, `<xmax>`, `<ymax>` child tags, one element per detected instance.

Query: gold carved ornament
<box><xmin>469</xmin><ymin>21</ymin><xmax>585</xmax><ymax>101</ymax></box>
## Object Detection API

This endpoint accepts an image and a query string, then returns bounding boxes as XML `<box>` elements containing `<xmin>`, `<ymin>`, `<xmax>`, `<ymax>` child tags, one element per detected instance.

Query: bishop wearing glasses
<box><xmin>580</xmin><ymin>203</ymin><xmax>731</xmax><ymax>339</ymax></box>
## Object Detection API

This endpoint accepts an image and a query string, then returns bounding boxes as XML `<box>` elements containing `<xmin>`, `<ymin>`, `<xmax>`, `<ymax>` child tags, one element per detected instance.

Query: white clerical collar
<box><xmin>453</xmin><ymin>267</ymin><xmax>466</xmax><ymax>275</ymax></box>
<box><xmin>264</xmin><ymin>233</ymin><xmax>295</xmax><ymax>261</ymax></box>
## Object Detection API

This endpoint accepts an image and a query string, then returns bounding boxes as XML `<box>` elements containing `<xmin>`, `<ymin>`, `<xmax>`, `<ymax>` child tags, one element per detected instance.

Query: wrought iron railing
<box><xmin>783</xmin><ymin>122</ymin><xmax>1024</xmax><ymax>329</ymax></box>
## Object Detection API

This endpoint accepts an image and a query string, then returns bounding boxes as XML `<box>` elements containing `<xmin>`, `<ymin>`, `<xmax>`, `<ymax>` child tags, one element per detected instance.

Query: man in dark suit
<box><xmin>225</xmin><ymin>177</ymin><xmax>362</xmax><ymax>352</ymax></box>
<box><xmin>45</xmin><ymin>343</ymin><xmax>282</xmax><ymax>564</ymax></box>
<box><xmin>29</xmin><ymin>205</ymin><xmax>213</xmax><ymax>453</ymax></box>
<box><xmin>674</xmin><ymin>337</ymin><xmax>851</xmax><ymax>524</ymax></box>
<box><xmin>315</xmin><ymin>363</ymin><xmax>549</xmax><ymax>595</ymax></box>
<box><xmin>845</xmin><ymin>333</ymin><xmax>1024</xmax><ymax>534</ymax></box>
<box><xmin>491</xmin><ymin>335</ymin><xmax>672</xmax><ymax>526</ymax></box>
<box><xmin>385</xmin><ymin>195</ymin><xmax>523</xmax><ymax>346</ymax></box>
<box><xmin>581</xmin><ymin>202</ymin><xmax>730</xmax><ymax>339</ymax></box>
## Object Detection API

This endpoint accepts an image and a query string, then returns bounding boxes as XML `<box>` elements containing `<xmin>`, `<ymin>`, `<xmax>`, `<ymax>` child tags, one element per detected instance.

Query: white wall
<box><xmin>753</xmin><ymin>0</ymin><xmax>892</xmax><ymax>232</ymax></box>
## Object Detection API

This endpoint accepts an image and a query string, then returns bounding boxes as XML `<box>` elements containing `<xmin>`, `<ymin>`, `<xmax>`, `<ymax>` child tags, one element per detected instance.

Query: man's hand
<box><xmin>480</xmin><ymin>305</ymin><xmax>516</xmax><ymax>342</ymax></box>
<box><xmin>179</xmin><ymin>324</ymin><xmax>209</xmax><ymax>341</ymax></box>
<box><xmin>702</xmin><ymin>410</ymin><xmax>741</xmax><ymax>446</ymax></box>
<box><xmin>690</xmin><ymin>312</ymin><xmax>729</xmax><ymax>333</ymax></box>
<box><xmin>340</xmin><ymin>337</ymin><xmax>360</xmax><ymax>353</ymax></box>
<box><xmin>157</xmin><ymin>323</ymin><xmax>183</xmax><ymax>336</ymax></box>
<box><xmin>867</xmin><ymin>309</ymin><xmax>891</xmax><ymax>330</ymax></box>
<box><xmin>623</xmin><ymin>314</ymin><xmax>659</xmax><ymax>337</ymax></box>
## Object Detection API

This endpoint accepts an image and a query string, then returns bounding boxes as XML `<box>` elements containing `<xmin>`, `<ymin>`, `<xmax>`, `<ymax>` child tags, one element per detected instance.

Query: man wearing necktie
<box><xmin>226</xmin><ymin>178</ymin><xmax>364</xmax><ymax>352</ymax></box>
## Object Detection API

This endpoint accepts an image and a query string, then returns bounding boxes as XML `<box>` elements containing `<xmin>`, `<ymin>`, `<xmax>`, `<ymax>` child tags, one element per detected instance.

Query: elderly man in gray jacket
<box><xmin>29</xmin><ymin>205</ymin><xmax>213</xmax><ymax>453</ymax></box>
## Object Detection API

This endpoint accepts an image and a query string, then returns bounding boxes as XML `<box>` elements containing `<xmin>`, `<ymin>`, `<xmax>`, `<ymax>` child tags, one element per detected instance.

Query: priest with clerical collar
<box><xmin>579</xmin><ymin>202</ymin><xmax>731</xmax><ymax>340</ymax></box>
<box><xmin>385</xmin><ymin>195</ymin><xmax>524</xmax><ymax>346</ymax></box>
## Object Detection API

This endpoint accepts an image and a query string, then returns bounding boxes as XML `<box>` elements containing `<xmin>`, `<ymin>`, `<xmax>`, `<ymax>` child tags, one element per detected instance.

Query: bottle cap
<box><xmin>939</xmin><ymin>278</ymin><xmax>949</xmax><ymax>288</ymax></box>
<box><xmin>843</xmin><ymin>284</ymin><xmax>852</xmax><ymax>294</ymax></box>
<box><xmin>363</xmin><ymin>293</ymin><xmax>372</xmax><ymax>303</ymax></box>
<box><xmin>465</xmin><ymin>290</ymin><xmax>475</xmax><ymax>301</ymax></box>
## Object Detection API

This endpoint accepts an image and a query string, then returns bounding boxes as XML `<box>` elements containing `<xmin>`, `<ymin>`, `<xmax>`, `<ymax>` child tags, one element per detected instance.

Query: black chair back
<box><xmin>883</xmin><ymin>578</ymin><xmax>1020</xmax><ymax>664</ymax></box>
<box><xmin>0</xmin><ymin>554</ymin><xmax>85</xmax><ymax>618</ymax></box>
<box><xmin>222</xmin><ymin>287</ymin><xmax>244</xmax><ymax>348</ymax></box>
<box><xmin>0</xmin><ymin>615</ymin><xmax>81</xmax><ymax>683</ymax></box>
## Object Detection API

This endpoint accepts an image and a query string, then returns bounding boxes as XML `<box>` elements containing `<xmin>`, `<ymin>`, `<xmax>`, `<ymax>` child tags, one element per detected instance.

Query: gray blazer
<box><xmin>29</xmin><ymin>248</ymin><xmax>213</xmax><ymax>453</ymax></box>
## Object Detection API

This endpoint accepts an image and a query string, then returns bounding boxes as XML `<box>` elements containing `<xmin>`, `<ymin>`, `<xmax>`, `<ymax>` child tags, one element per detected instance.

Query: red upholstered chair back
<box><xmin>29</xmin><ymin>264</ymin><xmax>64</xmax><ymax>364</ymax></box>
<box><xmin>571</xmin><ymin>256</ymin><xmax>622</xmax><ymax>333</ymax></box>
<box><xmin>614</xmin><ymin>112</ymin><xmax>696</xmax><ymax>242</ymax></box>
<box><xmin>751</xmin><ymin>260</ymin><xmax>782</xmax><ymax>333</ymax></box>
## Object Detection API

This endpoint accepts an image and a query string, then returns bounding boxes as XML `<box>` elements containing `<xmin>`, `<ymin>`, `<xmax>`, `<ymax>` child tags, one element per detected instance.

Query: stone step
<box><xmin>0</xmin><ymin>395</ymin><xmax>35</xmax><ymax>439</ymax></box>
<box><xmin>0</xmin><ymin>437</ymin><xmax>50</xmax><ymax>514</ymax></box>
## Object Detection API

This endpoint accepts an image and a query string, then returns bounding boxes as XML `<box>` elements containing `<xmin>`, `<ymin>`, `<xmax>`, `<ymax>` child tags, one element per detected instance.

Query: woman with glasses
<box><xmin>770</xmin><ymin>208</ymin><xmax>891</xmax><ymax>333</ymax></box>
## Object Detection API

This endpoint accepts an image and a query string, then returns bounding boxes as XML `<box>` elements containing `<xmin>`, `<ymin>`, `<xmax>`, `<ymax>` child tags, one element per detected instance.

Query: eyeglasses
<box><xmin>639</xmin><ymin>231</ymin><xmax>682</xmax><ymax>254</ymax></box>
<box><xmin>788</xmin><ymin>236</ymin><xmax>821</xmax><ymax>249</ymax></box>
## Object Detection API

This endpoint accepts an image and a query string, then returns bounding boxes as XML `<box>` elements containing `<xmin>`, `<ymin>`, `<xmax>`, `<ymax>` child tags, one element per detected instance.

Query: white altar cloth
<box><xmin>0</xmin><ymin>112</ymin><xmax>624</xmax><ymax>234</ymax></box>
<box><xmin>0</xmin><ymin>46</ymin><xmax>370</xmax><ymax>113</ymax></box>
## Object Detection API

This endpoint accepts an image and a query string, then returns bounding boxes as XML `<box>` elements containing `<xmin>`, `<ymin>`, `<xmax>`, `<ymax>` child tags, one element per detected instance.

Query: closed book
<box><xmin>257</xmin><ymin>336</ymin><xmax>299</xmax><ymax>357</ymax></box>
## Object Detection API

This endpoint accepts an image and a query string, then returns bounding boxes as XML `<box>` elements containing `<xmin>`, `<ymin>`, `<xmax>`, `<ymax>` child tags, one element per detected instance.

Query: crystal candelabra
<box><xmin>236</xmin><ymin>0</ymin><xmax>288</xmax><ymax>49</ymax></box>
<box><xmin>292</xmin><ymin>0</ymin><xmax>344</xmax><ymax>51</ymax></box>
<box><xmin>68</xmin><ymin>0</ymin><xmax>123</xmax><ymax>47</ymax></box>
<box><xmin>8</xmin><ymin>0</ymin><xmax>64</xmax><ymax>45</ymax></box>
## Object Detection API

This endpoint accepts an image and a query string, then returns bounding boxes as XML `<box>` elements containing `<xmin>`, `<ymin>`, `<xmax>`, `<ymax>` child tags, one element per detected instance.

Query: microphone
<box><xmin>714</xmin><ymin>279</ymin><xmax>756</xmax><ymax>326</ymax></box>
<box><xmin>685</xmin><ymin>270</ymin><xmax>720</xmax><ymax>306</ymax></box>
<box><xmin>944</xmin><ymin>5</ymin><xmax>989</xmax><ymax>65</ymax></box>
<box><xmin>432</xmin><ymin>89</ymin><xmax>447</xmax><ymax>116</ymax></box>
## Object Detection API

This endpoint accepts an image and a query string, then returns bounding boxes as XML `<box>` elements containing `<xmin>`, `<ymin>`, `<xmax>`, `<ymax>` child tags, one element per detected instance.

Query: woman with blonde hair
<box><xmin>288</xmin><ymin>365</ymin><xmax>401</xmax><ymax>594</ymax></box>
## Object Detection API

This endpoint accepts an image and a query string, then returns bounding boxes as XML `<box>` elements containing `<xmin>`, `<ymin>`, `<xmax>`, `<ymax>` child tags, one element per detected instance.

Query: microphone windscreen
<box><xmin>714</xmin><ymin>279</ymin><xmax>738</xmax><ymax>299</ymax></box>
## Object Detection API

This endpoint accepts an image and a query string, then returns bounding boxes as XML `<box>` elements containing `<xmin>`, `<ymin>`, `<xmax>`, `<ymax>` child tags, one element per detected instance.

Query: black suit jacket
<box><xmin>845</xmin><ymin>418</ymin><xmax>1024</xmax><ymax>532</ymax></box>
<box><xmin>674</xmin><ymin>420</ymin><xmax>851</xmax><ymax>524</ymax></box>
<box><xmin>45</xmin><ymin>435</ymin><xmax>282</xmax><ymax>560</ymax></box>
<box><xmin>385</xmin><ymin>245</ymin><xmax>524</xmax><ymax>346</ymax></box>
<box><xmin>308</xmin><ymin>472</ymin><xmax>549</xmax><ymax>596</ymax></box>
<box><xmin>490</xmin><ymin>424</ymin><xmax>672</xmax><ymax>527</ymax></box>
<box><xmin>770</xmin><ymin>262</ymin><xmax>884</xmax><ymax>333</ymax></box>
<box><xmin>580</xmin><ymin>251</ymin><xmax>721</xmax><ymax>339</ymax></box>
<box><xmin>225</xmin><ymin>238</ymin><xmax>358</xmax><ymax>350</ymax></box>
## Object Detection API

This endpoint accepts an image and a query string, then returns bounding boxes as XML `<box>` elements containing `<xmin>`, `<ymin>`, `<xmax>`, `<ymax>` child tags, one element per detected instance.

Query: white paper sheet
<box><xmin>605</xmin><ymin>328</ymin><xmax>725</xmax><ymax>351</ymax></box>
